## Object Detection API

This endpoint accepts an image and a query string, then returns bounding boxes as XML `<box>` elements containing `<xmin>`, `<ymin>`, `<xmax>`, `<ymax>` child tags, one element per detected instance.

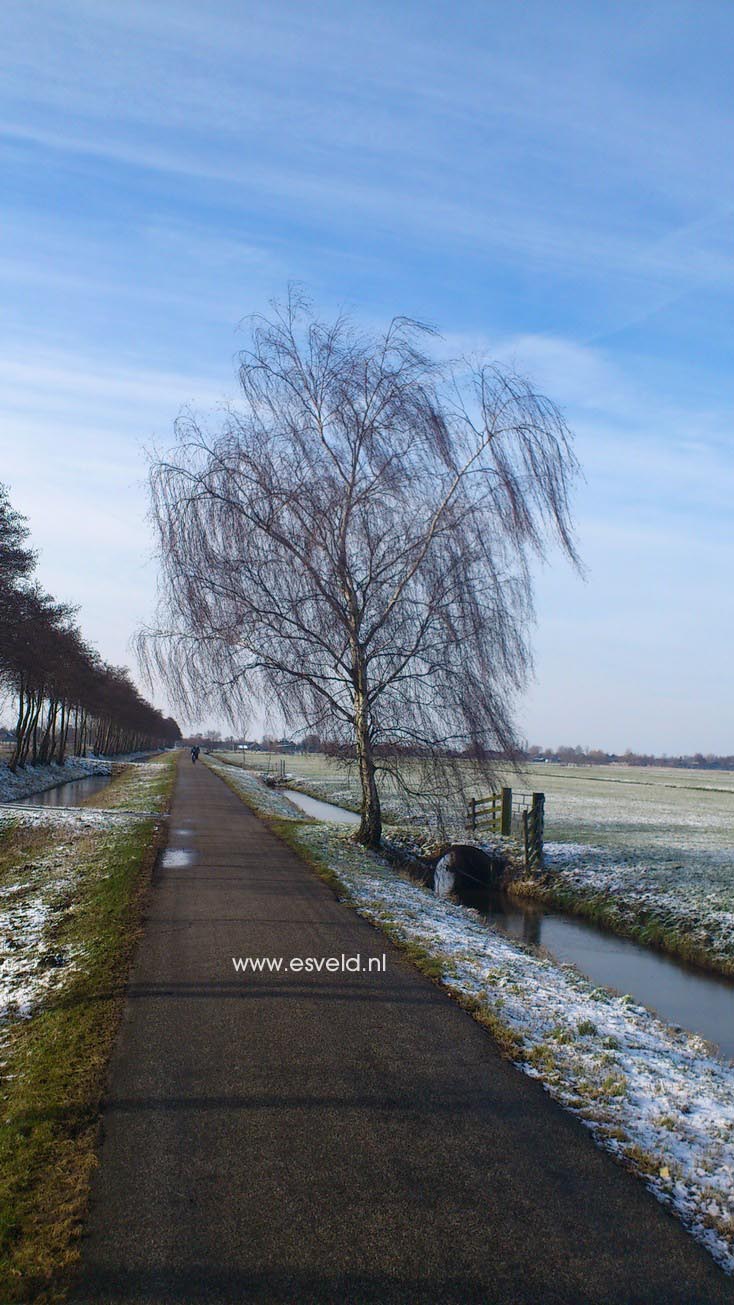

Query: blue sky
<box><xmin>2</xmin><ymin>0</ymin><xmax>733</xmax><ymax>750</ymax></box>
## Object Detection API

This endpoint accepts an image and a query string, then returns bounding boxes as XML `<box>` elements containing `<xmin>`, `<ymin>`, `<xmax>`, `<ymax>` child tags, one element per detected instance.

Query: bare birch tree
<box><xmin>140</xmin><ymin>291</ymin><xmax>580</xmax><ymax>846</ymax></box>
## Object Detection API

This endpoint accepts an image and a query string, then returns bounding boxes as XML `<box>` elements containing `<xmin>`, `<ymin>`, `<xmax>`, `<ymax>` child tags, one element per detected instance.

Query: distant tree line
<box><xmin>525</xmin><ymin>744</ymin><xmax>734</xmax><ymax>770</ymax></box>
<box><xmin>0</xmin><ymin>484</ymin><xmax>180</xmax><ymax>770</ymax></box>
<box><xmin>215</xmin><ymin>732</ymin><xmax>733</xmax><ymax>772</ymax></box>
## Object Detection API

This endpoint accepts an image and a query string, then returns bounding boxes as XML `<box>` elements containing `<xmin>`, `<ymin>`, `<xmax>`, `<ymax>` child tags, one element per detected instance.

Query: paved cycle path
<box><xmin>74</xmin><ymin>757</ymin><xmax>732</xmax><ymax>1303</ymax></box>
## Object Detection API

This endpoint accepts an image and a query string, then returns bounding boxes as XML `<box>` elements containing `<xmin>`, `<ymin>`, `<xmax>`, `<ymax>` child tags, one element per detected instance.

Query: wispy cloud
<box><xmin>3</xmin><ymin>0</ymin><xmax>734</xmax><ymax>747</ymax></box>
<box><xmin>0</xmin><ymin>353</ymin><xmax>232</xmax><ymax>434</ymax></box>
<box><xmin>4</xmin><ymin>1</ymin><xmax>734</xmax><ymax>300</ymax></box>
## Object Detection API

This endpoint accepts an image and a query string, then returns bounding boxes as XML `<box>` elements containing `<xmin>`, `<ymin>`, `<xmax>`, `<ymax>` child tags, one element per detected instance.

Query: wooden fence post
<box><xmin>501</xmin><ymin>787</ymin><xmax>512</xmax><ymax>836</ymax></box>
<box><xmin>530</xmin><ymin>792</ymin><xmax>545</xmax><ymax>868</ymax></box>
<box><xmin>522</xmin><ymin>809</ymin><xmax>530</xmax><ymax>872</ymax></box>
<box><xmin>467</xmin><ymin>797</ymin><xmax>476</xmax><ymax>834</ymax></box>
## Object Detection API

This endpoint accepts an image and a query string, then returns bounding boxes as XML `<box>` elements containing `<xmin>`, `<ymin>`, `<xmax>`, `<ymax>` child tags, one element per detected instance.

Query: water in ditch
<box><xmin>283</xmin><ymin>789</ymin><xmax>360</xmax><ymax>824</ymax></box>
<box><xmin>459</xmin><ymin>880</ymin><xmax>734</xmax><ymax>1062</ymax></box>
<box><xmin>14</xmin><ymin>774</ymin><xmax>112</xmax><ymax>807</ymax></box>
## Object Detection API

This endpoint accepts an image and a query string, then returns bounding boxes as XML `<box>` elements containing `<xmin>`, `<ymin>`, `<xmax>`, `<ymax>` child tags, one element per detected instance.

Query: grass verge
<box><xmin>80</xmin><ymin>752</ymin><xmax>174</xmax><ymax>812</ymax></box>
<box><xmin>0</xmin><ymin>758</ymin><xmax>176</xmax><ymax>1302</ymax></box>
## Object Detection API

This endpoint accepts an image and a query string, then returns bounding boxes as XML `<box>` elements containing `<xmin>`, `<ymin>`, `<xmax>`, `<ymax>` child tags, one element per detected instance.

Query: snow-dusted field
<box><xmin>530</xmin><ymin>764</ymin><xmax>734</xmax><ymax>852</ymax></box>
<box><xmin>210</xmin><ymin>757</ymin><xmax>734</xmax><ymax>1274</ymax></box>
<box><xmin>512</xmin><ymin>766</ymin><xmax>734</xmax><ymax>973</ymax></box>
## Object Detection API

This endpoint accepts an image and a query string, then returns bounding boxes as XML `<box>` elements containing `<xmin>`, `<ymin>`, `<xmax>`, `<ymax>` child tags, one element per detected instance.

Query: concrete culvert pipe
<box><xmin>433</xmin><ymin>844</ymin><xmax>505</xmax><ymax>897</ymax></box>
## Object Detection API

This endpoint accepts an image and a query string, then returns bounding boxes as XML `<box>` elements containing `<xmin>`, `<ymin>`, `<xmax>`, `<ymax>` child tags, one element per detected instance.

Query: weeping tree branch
<box><xmin>138</xmin><ymin>289</ymin><xmax>581</xmax><ymax>846</ymax></box>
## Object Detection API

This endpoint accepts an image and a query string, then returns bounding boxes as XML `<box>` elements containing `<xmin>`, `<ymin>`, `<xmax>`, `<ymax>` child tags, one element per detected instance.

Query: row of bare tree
<box><xmin>0</xmin><ymin>484</ymin><xmax>180</xmax><ymax>770</ymax></box>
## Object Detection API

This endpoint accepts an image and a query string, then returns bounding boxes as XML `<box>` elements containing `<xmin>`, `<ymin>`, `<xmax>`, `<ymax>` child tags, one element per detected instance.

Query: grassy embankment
<box><xmin>0</xmin><ymin>753</ymin><xmax>177</xmax><ymax>1303</ymax></box>
<box><xmin>510</xmin><ymin>875</ymin><xmax>734</xmax><ymax>978</ymax></box>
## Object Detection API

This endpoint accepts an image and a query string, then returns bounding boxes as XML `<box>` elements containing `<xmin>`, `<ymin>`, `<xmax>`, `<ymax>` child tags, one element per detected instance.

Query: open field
<box><xmin>0</xmin><ymin>755</ymin><xmax>176</xmax><ymax>1302</ymax></box>
<box><xmin>222</xmin><ymin>753</ymin><xmax>734</xmax><ymax>841</ymax></box>
<box><xmin>528</xmin><ymin>763</ymin><xmax>734</xmax><ymax>851</ymax></box>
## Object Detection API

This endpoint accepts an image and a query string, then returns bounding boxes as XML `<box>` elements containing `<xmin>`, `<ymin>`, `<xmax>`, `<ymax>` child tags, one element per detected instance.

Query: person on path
<box><xmin>191</xmin><ymin>746</ymin><xmax>198</xmax><ymax>764</ymax></box>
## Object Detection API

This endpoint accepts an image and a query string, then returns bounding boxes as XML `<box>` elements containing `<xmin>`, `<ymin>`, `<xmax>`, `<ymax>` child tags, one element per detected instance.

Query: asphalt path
<box><xmin>73</xmin><ymin>757</ymin><xmax>733</xmax><ymax>1303</ymax></box>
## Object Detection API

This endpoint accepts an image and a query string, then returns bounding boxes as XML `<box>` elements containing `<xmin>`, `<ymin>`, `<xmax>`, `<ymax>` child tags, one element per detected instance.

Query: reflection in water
<box><xmin>161</xmin><ymin>848</ymin><xmax>197</xmax><ymax>868</ymax></box>
<box><xmin>520</xmin><ymin>910</ymin><xmax>541</xmax><ymax>948</ymax></box>
<box><xmin>458</xmin><ymin>882</ymin><xmax>734</xmax><ymax>1062</ymax></box>
<box><xmin>15</xmin><ymin>775</ymin><xmax>111</xmax><ymax>807</ymax></box>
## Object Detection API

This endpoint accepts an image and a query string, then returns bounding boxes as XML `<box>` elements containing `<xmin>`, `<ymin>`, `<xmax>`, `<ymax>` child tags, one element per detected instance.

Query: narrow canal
<box><xmin>284</xmin><ymin>786</ymin><xmax>734</xmax><ymax>1062</ymax></box>
<box><xmin>284</xmin><ymin>789</ymin><xmax>360</xmax><ymax>824</ymax></box>
<box><xmin>13</xmin><ymin>774</ymin><xmax>112</xmax><ymax>807</ymax></box>
<box><xmin>474</xmin><ymin>885</ymin><xmax>734</xmax><ymax>1061</ymax></box>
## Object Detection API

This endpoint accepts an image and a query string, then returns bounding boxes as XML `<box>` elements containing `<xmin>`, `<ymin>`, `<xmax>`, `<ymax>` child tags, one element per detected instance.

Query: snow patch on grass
<box><xmin>0</xmin><ymin>843</ymin><xmax>83</xmax><ymax>1049</ymax></box>
<box><xmin>0</xmin><ymin>808</ymin><xmax>153</xmax><ymax>831</ymax></box>
<box><xmin>0</xmin><ymin>760</ymin><xmax>172</xmax><ymax>1057</ymax></box>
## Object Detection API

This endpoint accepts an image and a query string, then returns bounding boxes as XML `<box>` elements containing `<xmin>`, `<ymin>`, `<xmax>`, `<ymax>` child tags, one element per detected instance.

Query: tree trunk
<box><xmin>38</xmin><ymin>698</ymin><xmax>57</xmax><ymax>766</ymax></box>
<box><xmin>354</xmin><ymin>684</ymin><xmax>381</xmax><ymax>847</ymax></box>
<box><xmin>11</xmin><ymin>679</ymin><xmax>29</xmax><ymax>771</ymax></box>
<box><xmin>57</xmin><ymin>699</ymin><xmax>68</xmax><ymax>765</ymax></box>
<box><xmin>24</xmin><ymin>692</ymin><xmax>43</xmax><ymax>767</ymax></box>
<box><xmin>16</xmin><ymin>689</ymin><xmax>34</xmax><ymax>768</ymax></box>
<box><xmin>77</xmin><ymin>709</ymin><xmax>88</xmax><ymax>756</ymax></box>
